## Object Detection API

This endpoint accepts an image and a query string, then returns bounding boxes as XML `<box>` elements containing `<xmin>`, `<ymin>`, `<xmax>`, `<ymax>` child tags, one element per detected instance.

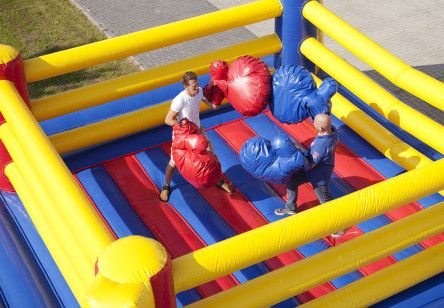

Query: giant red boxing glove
<box><xmin>203</xmin><ymin>81</ymin><xmax>225</xmax><ymax>105</ymax></box>
<box><xmin>223</xmin><ymin>56</ymin><xmax>271</xmax><ymax>116</ymax></box>
<box><xmin>210</xmin><ymin>60</ymin><xmax>228</xmax><ymax>81</ymax></box>
<box><xmin>172</xmin><ymin>118</ymin><xmax>222</xmax><ymax>188</ymax></box>
<box><xmin>203</xmin><ymin>60</ymin><xmax>229</xmax><ymax>105</ymax></box>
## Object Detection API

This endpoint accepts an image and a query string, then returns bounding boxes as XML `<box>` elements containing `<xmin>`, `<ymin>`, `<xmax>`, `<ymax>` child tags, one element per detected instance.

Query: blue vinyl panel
<box><xmin>330</xmin><ymin>114</ymin><xmax>444</xmax><ymax>211</ymax></box>
<box><xmin>41</xmin><ymin>54</ymin><xmax>274</xmax><ymax>137</ymax></box>
<box><xmin>0</xmin><ymin>201</ymin><xmax>61</xmax><ymax>308</ymax></box>
<box><xmin>373</xmin><ymin>272</ymin><xmax>444</xmax><ymax>308</ymax></box>
<box><xmin>0</xmin><ymin>192</ymin><xmax>78</xmax><ymax>307</ymax></box>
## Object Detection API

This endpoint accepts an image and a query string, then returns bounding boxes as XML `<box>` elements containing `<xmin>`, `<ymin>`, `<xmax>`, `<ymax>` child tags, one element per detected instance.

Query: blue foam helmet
<box><xmin>240</xmin><ymin>131</ymin><xmax>307</xmax><ymax>184</ymax></box>
<box><xmin>270</xmin><ymin>65</ymin><xmax>338</xmax><ymax>123</ymax></box>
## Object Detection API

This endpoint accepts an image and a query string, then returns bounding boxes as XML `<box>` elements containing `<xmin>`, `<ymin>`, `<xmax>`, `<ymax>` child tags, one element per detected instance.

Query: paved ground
<box><xmin>69</xmin><ymin>0</ymin><xmax>256</xmax><ymax>69</ymax></box>
<box><xmin>69</xmin><ymin>0</ymin><xmax>443</xmax><ymax>123</ymax></box>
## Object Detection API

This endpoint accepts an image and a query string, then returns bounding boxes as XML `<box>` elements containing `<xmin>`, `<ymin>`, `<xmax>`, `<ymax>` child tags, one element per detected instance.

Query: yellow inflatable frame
<box><xmin>0</xmin><ymin>0</ymin><xmax>443</xmax><ymax>306</ymax></box>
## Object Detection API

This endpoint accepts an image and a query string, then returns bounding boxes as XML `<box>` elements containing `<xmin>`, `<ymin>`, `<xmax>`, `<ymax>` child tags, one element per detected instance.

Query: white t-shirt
<box><xmin>170</xmin><ymin>87</ymin><xmax>203</xmax><ymax>127</ymax></box>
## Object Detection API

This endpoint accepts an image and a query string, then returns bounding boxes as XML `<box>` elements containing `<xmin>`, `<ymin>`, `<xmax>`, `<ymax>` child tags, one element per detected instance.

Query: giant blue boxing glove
<box><xmin>305</xmin><ymin>77</ymin><xmax>338</xmax><ymax>120</ymax></box>
<box><xmin>270</xmin><ymin>65</ymin><xmax>338</xmax><ymax>123</ymax></box>
<box><xmin>240</xmin><ymin>131</ymin><xmax>308</xmax><ymax>184</ymax></box>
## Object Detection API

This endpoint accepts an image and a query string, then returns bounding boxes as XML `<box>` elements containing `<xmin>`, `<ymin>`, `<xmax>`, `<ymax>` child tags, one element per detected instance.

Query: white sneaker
<box><xmin>330</xmin><ymin>230</ymin><xmax>346</xmax><ymax>238</ymax></box>
<box><xmin>330</xmin><ymin>226</ymin><xmax>354</xmax><ymax>238</ymax></box>
<box><xmin>274</xmin><ymin>208</ymin><xmax>297</xmax><ymax>216</ymax></box>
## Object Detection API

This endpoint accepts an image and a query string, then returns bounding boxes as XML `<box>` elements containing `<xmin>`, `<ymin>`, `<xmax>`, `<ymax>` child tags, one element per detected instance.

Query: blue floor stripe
<box><xmin>77</xmin><ymin>165</ymin><xmax>201</xmax><ymax>306</ymax></box>
<box><xmin>373</xmin><ymin>272</ymin><xmax>444</xmax><ymax>308</ymax></box>
<box><xmin>135</xmin><ymin>147</ymin><xmax>300</xmax><ymax>307</ymax></box>
<box><xmin>417</xmin><ymin>194</ymin><xmax>444</xmax><ymax>208</ymax></box>
<box><xmin>76</xmin><ymin>166</ymin><xmax>154</xmax><ymax>239</ymax></box>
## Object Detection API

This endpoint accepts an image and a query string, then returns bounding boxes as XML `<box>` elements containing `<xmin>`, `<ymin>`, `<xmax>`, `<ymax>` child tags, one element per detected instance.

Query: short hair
<box><xmin>182</xmin><ymin>71</ymin><xmax>198</xmax><ymax>86</ymax></box>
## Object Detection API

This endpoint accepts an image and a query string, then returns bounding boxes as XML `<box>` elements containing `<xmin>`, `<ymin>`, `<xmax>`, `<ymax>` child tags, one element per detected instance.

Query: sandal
<box><xmin>160</xmin><ymin>184</ymin><xmax>171</xmax><ymax>202</ymax></box>
<box><xmin>216</xmin><ymin>180</ymin><xmax>234</xmax><ymax>193</ymax></box>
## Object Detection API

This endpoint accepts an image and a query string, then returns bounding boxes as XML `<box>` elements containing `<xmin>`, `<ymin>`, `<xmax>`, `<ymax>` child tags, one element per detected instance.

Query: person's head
<box><xmin>182</xmin><ymin>71</ymin><xmax>199</xmax><ymax>97</ymax></box>
<box><xmin>313</xmin><ymin>113</ymin><xmax>332</xmax><ymax>135</ymax></box>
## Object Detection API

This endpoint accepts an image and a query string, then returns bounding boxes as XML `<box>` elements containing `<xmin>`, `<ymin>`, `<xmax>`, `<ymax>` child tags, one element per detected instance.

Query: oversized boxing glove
<box><xmin>271</xmin><ymin>65</ymin><xmax>314</xmax><ymax>123</ymax></box>
<box><xmin>210</xmin><ymin>60</ymin><xmax>229</xmax><ymax>81</ymax></box>
<box><xmin>222</xmin><ymin>56</ymin><xmax>271</xmax><ymax>116</ymax></box>
<box><xmin>203</xmin><ymin>81</ymin><xmax>225</xmax><ymax>105</ymax></box>
<box><xmin>172</xmin><ymin>118</ymin><xmax>222</xmax><ymax>188</ymax></box>
<box><xmin>305</xmin><ymin>77</ymin><xmax>338</xmax><ymax>120</ymax></box>
<box><xmin>240</xmin><ymin>131</ymin><xmax>307</xmax><ymax>184</ymax></box>
<box><xmin>203</xmin><ymin>60</ymin><xmax>229</xmax><ymax>105</ymax></box>
<box><xmin>271</xmin><ymin>65</ymin><xmax>338</xmax><ymax>123</ymax></box>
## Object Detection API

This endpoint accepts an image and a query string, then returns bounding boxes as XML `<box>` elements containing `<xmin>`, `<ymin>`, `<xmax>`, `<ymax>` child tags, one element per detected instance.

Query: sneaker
<box><xmin>216</xmin><ymin>180</ymin><xmax>234</xmax><ymax>193</ymax></box>
<box><xmin>330</xmin><ymin>230</ymin><xmax>346</xmax><ymax>238</ymax></box>
<box><xmin>274</xmin><ymin>208</ymin><xmax>297</xmax><ymax>216</ymax></box>
<box><xmin>160</xmin><ymin>184</ymin><xmax>171</xmax><ymax>202</ymax></box>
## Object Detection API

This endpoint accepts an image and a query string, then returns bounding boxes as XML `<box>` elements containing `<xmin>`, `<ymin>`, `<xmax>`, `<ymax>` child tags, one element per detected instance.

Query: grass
<box><xmin>0</xmin><ymin>0</ymin><xmax>140</xmax><ymax>99</ymax></box>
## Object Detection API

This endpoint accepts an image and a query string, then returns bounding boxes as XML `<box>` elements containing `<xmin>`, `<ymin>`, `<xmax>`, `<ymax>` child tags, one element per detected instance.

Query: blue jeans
<box><xmin>285</xmin><ymin>169</ymin><xmax>332</xmax><ymax>211</ymax></box>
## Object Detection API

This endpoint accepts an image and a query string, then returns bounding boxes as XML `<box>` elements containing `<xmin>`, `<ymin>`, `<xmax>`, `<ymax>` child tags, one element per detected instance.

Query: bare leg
<box><xmin>164</xmin><ymin>164</ymin><xmax>176</xmax><ymax>186</ymax></box>
<box><xmin>160</xmin><ymin>163</ymin><xmax>176</xmax><ymax>201</ymax></box>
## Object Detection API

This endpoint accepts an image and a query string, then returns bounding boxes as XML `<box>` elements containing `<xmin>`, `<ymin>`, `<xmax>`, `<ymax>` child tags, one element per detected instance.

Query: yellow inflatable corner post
<box><xmin>87</xmin><ymin>236</ymin><xmax>175</xmax><ymax>308</ymax></box>
<box><xmin>0</xmin><ymin>44</ymin><xmax>31</xmax><ymax>191</ymax></box>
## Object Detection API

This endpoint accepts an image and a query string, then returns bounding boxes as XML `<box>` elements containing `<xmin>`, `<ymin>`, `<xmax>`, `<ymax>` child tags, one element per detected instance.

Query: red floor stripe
<box><xmin>103</xmin><ymin>156</ymin><xmax>238</xmax><ymax>297</ymax></box>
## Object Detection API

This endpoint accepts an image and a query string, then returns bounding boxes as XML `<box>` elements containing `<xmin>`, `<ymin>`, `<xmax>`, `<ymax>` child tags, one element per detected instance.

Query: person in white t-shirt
<box><xmin>160</xmin><ymin>71</ymin><xmax>233</xmax><ymax>202</ymax></box>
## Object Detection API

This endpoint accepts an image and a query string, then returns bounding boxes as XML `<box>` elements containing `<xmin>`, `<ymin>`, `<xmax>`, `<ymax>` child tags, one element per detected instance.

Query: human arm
<box><xmin>165</xmin><ymin>109</ymin><xmax>179</xmax><ymax>126</ymax></box>
<box><xmin>305</xmin><ymin>151</ymin><xmax>320</xmax><ymax>170</ymax></box>
<box><xmin>202</xmin><ymin>96</ymin><xmax>219</xmax><ymax>110</ymax></box>
<box><xmin>304</xmin><ymin>140</ymin><xmax>322</xmax><ymax>170</ymax></box>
